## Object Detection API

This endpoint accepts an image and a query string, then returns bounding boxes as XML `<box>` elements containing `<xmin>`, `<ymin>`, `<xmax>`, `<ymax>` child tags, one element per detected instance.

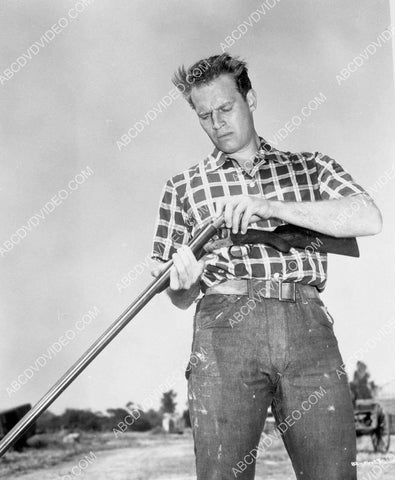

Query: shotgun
<box><xmin>0</xmin><ymin>218</ymin><xmax>358</xmax><ymax>456</ymax></box>
<box><xmin>202</xmin><ymin>223</ymin><xmax>359</xmax><ymax>258</ymax></box>
<box><xmin>0</xmin><ymin>216</ymin><xmax>224</xmax><ymax>457</ymax></box>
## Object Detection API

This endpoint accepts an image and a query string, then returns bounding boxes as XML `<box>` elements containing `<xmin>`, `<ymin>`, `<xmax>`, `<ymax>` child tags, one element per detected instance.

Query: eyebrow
<box><xmin>197</xmin><ymin>101</ymin><xmax>234</xmax><ymax>117</ymax></box>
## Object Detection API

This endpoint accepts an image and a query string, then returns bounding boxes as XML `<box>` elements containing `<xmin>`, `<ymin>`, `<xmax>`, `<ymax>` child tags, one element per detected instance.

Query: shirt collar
<box><xmin>205</xmin><ymin>137</ymin><xmax>290</xmax><ymax>173</ymax></box>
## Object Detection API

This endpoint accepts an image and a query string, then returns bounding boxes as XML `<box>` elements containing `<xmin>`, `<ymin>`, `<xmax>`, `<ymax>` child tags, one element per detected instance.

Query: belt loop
<box><xmin>264</xmin><ymin>279</ymin><xmax>272</xmax><ymax>298</ymax></box>
<box><xmin>247</xmin><ymin>278</ymin><xmax>254</xmax><ymax>299</ymax></box>
<box><xmin>278</xmin><ymin>278</ymin><xmax>283</xmax><ymax>300</ymax></box>
<box><xmin>298</xmin><ymin>284</ymin><xmax>308</xmax><ymax>304</ymax></box>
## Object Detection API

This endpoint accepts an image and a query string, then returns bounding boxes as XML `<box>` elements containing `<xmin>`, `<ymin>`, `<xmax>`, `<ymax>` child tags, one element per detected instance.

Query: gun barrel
<box><xmin>0</xmin><ymin>216</ymin><xmax>223</xmax><ymax>457</ymax></box>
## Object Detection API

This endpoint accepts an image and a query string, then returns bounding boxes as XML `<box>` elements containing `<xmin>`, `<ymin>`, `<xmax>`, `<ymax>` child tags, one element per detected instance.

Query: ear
<box><xmin>246</xmin><ymin>89</ymin><xmax>257</xmax><ymax>112</ymax></box>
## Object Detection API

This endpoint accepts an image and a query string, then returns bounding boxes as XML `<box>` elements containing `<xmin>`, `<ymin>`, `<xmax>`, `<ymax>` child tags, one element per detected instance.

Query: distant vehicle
<box><xmin>354</xmin><ymin>399</ymin><xmax>391</xmax><ymax>453</ymax></box>
<box><xmin>0</xmin><ymin>404</ymin><xmax>36</xmax><ymax>451</ymax></box>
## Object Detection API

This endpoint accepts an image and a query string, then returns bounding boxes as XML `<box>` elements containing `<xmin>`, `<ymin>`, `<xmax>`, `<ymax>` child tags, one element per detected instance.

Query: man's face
<box><xmin>190</xmin><ymin>74</ymin><xmax>257</xmax><ymax>154</ymax></box>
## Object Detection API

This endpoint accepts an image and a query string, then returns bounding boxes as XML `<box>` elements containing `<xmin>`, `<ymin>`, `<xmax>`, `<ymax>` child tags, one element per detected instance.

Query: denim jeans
<box><xmin>187</xmin><ymin>283</ymin><xmax>356</xmax><ymax>479</ymax></box>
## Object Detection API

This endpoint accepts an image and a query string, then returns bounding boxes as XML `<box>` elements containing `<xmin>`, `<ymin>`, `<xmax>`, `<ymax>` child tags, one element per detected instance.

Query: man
<box><xmin>151</xmin><ymin>54</ymin><xmax>382</xmax><ymax>479</ymax></box>
<box><xmin>350</xmin><ymin>361</ymin><xmax>377</xmax><ymax>401</ymax></box>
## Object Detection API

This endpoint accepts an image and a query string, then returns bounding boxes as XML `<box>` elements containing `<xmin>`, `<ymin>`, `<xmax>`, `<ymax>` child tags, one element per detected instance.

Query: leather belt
<box><xmin>204</xmin><ymin>278</ymin><xmax>318</xmax><ymax>303</ymax></box>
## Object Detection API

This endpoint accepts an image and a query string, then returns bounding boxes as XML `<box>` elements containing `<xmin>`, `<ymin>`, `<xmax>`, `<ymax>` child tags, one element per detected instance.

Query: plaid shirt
<box><xmin>151</xmin><ymin>137</ymin><xmax>369</xmax><ymax>290</ymax></box>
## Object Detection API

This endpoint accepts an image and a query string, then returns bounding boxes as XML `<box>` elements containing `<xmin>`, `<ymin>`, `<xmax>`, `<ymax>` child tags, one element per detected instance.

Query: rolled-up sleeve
<box><xmin>314</xmin><ymin>152</ymin><xmax>371</xmax><ymax>200</ymax></box>
<box><xmin>151</xmin><ymin>179</ymin><xmax>191</xmax><ymax>262</ymax></box>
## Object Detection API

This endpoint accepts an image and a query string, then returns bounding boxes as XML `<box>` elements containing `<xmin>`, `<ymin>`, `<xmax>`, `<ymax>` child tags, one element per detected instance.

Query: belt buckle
<box><xmin>278</xmin><ymin>280</ymin><xmax>296</xmax><ymax>303</ymax></box>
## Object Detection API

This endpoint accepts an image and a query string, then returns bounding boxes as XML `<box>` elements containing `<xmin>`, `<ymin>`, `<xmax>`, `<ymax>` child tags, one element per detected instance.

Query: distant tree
<box><xmin>107</xmin><ymin>406</ymin><xmax>151</xmax><ymax>432</ymax></box>
<box><xmin>160</xmin><ymin>390</ymin><xmax>177</xmax><ymax>414</ymax></box>
<box><xmin>60</xmin><ymin>409</ymin><xmax>103</xmax><ymax>431</ymax></box>
<box><xmin>145</xmin><ymin>408</ymin><xmax>163</xmax><ymax>428</ymax></box>
<box><xmin>36</xmin><ymin>403</ymin><xmax>166</xmax><ymax>434</ymax></box>
<box><xmin>126</xmin><ymin>402</ymin><xmax>163</xmax><ymax>429</ymax></box>
<box><xmin>36</xmin><ymin>410</ymin><xmax>62</xmax><ymax>433</ymax></box>
<box><xmin>106</xmin><ymin>408</ymin><xmax>129</xmax><ymax>422</ymax></box>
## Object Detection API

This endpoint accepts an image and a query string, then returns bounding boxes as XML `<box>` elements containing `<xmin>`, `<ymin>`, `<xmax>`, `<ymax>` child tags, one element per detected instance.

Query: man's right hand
<box><xmin>151</xmin><ymin>245</ymin><xmax>214</xmax><ymax>291</ymax></box>
<box><xmin>151</xmin><ymin>246</ymin><xmax>214</xmax><ymax>309</ymax></box>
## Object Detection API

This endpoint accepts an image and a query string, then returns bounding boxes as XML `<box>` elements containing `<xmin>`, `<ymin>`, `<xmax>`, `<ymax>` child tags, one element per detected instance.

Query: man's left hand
<box><xmin>215</xmin><ymin>195</ymin><xmax>274</xmax><ymax>234</ymax></box>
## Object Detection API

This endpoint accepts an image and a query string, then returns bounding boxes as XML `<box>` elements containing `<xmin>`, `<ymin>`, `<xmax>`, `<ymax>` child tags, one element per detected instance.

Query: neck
<box><xmin>227</xmin><ymin>133</ymin><xmax>260</xmax><ymax>171</ymax></box>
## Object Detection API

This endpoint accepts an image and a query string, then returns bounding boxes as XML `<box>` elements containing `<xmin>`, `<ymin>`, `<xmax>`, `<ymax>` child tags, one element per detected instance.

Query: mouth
<box><xmin>217</xmin><ymin>132</ymin><xmax>233</xmax><ymax>139</ymax></box>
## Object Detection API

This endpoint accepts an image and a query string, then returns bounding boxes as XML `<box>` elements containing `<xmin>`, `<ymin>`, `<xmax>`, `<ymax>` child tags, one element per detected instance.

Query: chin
<box><xmin>214</xmin><ymin>137</ymin><xmax>239</xmax><ymax>153</ymax></box>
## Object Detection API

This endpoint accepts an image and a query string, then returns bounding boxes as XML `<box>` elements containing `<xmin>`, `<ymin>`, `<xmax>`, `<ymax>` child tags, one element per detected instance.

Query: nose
<box><xmin>211</xmin><ymin>111</ymin><xmax>224</xmax><ymax>131</ymax></box>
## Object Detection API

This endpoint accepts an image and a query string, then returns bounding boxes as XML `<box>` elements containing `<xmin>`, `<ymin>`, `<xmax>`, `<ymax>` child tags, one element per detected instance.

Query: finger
<box><xmin>214</xmin><ymin>199</ymin><xmax>225</xmax><ymax>218</ymax></box>
<box><xmin>181</xmin><ymin>245</ymin><xmax>198</xmax><ymax>266</ymax></box>
<box><xmin>172</xmin><ymin>252</ymin><xmax>187</xmax><ymax>283</ymax></box>
<box><xmin>232</xmin><ymin>202</ymin><xmax>246</xmax><ymax>233</ymax></box>
<box><xmin>240</xmin><ymin>206</ymin><xmax>253</xmax><ymax>234</ymax></box>
<box><xmin>169</xmin><ymin>265</ymin><xmax>179</xmax><ymax>290</ymax></box>
<box><xmin>174</xmin><ymin>250</ymin><xmax>195</xmax><ymax>289</ymax></box>
<box><xmin>151</xmin><ymin>269</ymin><xmax>159</xmax><ymax>278</ymax></box>
<box><xmin>177</xmin><ymin>246</ymin><xmax>195</xmax><ymax>271</ymax></box>
<box><xmin>150</xmin><ymin>260</ymin><xmax>167</xmax><ymax>278</ymax></box>
<box><xmin>180</xmin><ymin>245</ymin><xmax>209</xmax><ymax>287</ymax></box>
<box><xmin>177</xmin><ymin>246</ymin><xmax>196</xmax><ymax>288</ymax></box>
<box><xmin>232</xmin><ymin>202</ymin><xmax>246</xmax><ymax>234</ymax></box>
<box><xmin>224</xmin><ymin>200</ymin><xmax>235</xmax><ymax>229</ymax></box>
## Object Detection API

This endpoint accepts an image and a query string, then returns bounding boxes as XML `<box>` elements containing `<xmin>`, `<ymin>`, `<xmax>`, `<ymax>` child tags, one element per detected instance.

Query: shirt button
<box><xmin>249</xmin><ymin>181</ymin><xmax>256</xmax><ymax>188</ymax></box>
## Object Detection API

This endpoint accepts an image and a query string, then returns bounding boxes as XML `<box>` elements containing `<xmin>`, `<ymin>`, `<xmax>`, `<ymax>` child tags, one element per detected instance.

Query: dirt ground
<box><xmin>1</xmin><ymin>431</ymin><xmax>395</xmax><ymax>479</ymax></box>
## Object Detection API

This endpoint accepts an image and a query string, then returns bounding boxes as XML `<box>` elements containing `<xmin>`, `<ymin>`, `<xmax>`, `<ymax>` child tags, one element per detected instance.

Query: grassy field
<box><xmin>0</xmin><ymin>430</ymin><xmax>394</xmax><ymax>479</ymax></box>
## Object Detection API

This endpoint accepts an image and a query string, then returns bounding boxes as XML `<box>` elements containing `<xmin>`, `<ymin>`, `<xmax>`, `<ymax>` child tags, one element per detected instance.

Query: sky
<box><xmin>0</xmin><ymin>0</ymin><xmax>394</xmax><ymax>417</ymax></box>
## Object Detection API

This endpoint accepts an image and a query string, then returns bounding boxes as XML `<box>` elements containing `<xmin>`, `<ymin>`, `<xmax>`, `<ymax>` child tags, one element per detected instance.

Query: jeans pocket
<box><xmin>308</xmin><ymin>297</ymin><xmax>335</xmax><ymax>330</ymax></box>
<box><xmin>195</xmin><ymin>294</ymin><xmax>242</xmax><ymax>329</ymax></box>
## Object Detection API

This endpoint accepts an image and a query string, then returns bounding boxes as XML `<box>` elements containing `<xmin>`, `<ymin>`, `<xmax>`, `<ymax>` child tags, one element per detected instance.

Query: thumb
<box><xmin>151</xmin><ymin>268</ymin><xmax>160</xmax><ymax>278</ymax></box>
<box><xmin>151</xmin><ymin>259</ymin><xmax>171</xmax><ymax>278</ymax></box>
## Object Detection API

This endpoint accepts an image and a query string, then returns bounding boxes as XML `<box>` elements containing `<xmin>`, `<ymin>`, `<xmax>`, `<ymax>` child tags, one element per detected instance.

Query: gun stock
<box><xmin>273</xmin><ymin>224</ymin><xmax>360</xmax><ymax>257</ymax></box>
<box><xmin>229</xmin><ymin>225</ymin><xmax>359</xmax><ymax>257</ymax></box>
